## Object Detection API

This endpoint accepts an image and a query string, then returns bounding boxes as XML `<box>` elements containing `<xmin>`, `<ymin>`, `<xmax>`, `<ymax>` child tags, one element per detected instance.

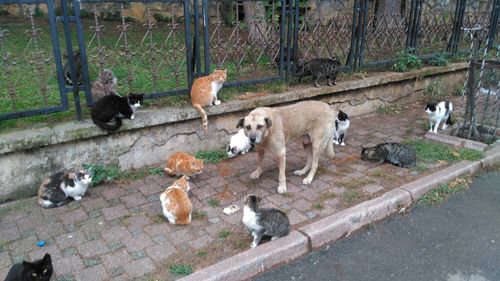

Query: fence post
<box><xmin>192</xmin><ymin>0</ymin><xmax>201</xmax><ymax>77</ymax></box>
<box><xmin>72</xmin><ymin>0</ymin><xmax>92</xmax><ymax>107</ymax></box>
<box><xmin>202</xmin><ymin>0</ymin><xmax>210</xmax><ymax>75</ymax></box>
<box><xmin>447</xmin><ymin>0</ymin><xmax>467</xmax><ymax>54</ymax></box>
<box><xmin>487</xmin><ymin>0</ymin><xmax>500</xmax><ymax>50</ymax></box>
<box><xmin>357</xmin><ymin>0</ymin><xmax>368</xmax><ymax>68</ymax></box>
<box><xmin>347</xmin><ymin>0</ymin><xmax>360</xmax><ymax>70</ymax></box>
<box><xmin>406</xmin><ymin>0</ymin><xmax>423</xmax><ymax>52</ymax></box>
<box><xmin>183</xmin><ymin>0</ymin><xmax>194</xmax><ymax>88</ymax></box>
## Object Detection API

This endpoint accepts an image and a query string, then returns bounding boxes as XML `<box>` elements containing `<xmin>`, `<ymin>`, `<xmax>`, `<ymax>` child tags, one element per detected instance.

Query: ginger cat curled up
<box><xmin>190</xmin><ymin>68</ymin><xmax>227</xmax><ymax>132</ymax></box>
<box><xmin>164</xmin><ymin>152</ymin><xmax>204</xmax><ymax>179</ymax></box>
<box><xmin>159</xmin><ymin>177</ymin><xmax>192</xmax><ymax>225</ymax></box>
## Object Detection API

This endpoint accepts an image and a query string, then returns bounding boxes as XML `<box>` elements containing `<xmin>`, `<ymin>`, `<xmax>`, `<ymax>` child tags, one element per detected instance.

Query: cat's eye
<box><xmin>257</xmin><ymin>125</ymin><xmax>263</xmax><ymax>129</ymax></box>
<box><xmin>43</xmin><ymin>269</ymin><xmax>47</xmax><ymax>274</ymax></box>
<box><xmin>32</xmin><ymin>273</ymin><xmax>37</xmax><ymax>277</ymax></box>
<box><xmin>245</xmin><ymin>125</ymin><xmax>251</xmax><ymax>130</ymax></box>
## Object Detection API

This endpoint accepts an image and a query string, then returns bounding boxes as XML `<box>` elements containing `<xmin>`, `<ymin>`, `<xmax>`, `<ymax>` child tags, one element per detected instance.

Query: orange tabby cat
<box><xmin>159</xmin><ymin>177</ymin><xmax>192</xmax><ymax>225</ymax></box>
<box><xmin>164</xmin><ymin>152</ymin><xmax>204</xmax><ymax>179</ymax></box>
<box><xmin>190</xmin><ymin>68</ymin><xmax>227</xmax><ymax>132</ymax></box>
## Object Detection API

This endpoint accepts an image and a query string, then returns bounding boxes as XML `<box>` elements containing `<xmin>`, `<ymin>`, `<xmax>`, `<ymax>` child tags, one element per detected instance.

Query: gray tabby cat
<box><xmin>296</xmin><ymin>58</ymin><xmax>342</xmax><ymax>87</ymax></box>
<box><xmin>361</xmin><ymin>142</ymin><xmax>416</xmax><ymax>168</ymax></box>
<box><xmin>242</xmin><ymin>194</ymin><xmax>290</xmax><ymax>248</ymax></box>
<box><xmin>91</xmin><ymin>69</ymin><xmax>118</xmax><ymax>101</ymax></box>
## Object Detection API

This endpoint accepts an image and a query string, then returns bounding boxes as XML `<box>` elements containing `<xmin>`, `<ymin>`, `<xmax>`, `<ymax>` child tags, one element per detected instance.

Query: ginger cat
<box><xmin>159</xmin><ymin>177</ymin><xmax>192</xmax><ymax>225</ymax></box>
<box><xmin>164</xmin><ymin>152</ymin><xmax>204</xmax><ymax>179</ymax></box>
<box><xmin>190</xmin><ymin>69</ymin><xmax>227</xmax><ymax>132</ymax></box>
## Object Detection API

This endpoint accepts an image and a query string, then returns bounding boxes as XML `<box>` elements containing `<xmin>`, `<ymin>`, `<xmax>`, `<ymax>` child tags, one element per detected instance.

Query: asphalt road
<box><xmin>254</xmin><ymin>171</ymin><xmax>500</xmax><ymax>281</ymax></box>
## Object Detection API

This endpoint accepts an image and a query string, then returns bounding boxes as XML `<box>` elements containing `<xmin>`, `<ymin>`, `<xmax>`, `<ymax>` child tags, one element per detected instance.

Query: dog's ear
<box><xmin>236</xmin><ymin>118</ymin><xmax>245</xmax><ymax>128</ymax></box>
<box><xmin>265</xmin><ymin>117</ymin><xmax>272</xmax><ymax>128</ymax></box>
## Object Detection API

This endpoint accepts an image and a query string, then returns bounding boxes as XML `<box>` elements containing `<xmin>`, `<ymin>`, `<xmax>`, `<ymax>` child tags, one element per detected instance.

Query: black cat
<box><xmin>296</xmin><ymin>58</ymin><xmax>342</xmax><ymax>87</ymax></box>
<box><xmin>91</xmin><ymin>93</ymin><xmax>144</xmax><ymax>131</ymax></box>
<box><xmin>5</xmin><ymin>253</ymin><xmax>53</xmax><ymax>281</ymax></box>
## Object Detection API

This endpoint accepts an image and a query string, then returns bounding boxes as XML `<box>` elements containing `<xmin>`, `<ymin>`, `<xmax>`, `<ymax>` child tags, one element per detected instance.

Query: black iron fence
<box><xmin>0</xmin><ymin>0</ymin><xmax>499</xmax><ymax>122</ymax></box>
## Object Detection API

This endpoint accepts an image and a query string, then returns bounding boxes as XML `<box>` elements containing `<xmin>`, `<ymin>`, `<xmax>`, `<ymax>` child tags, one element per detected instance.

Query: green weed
<box><xmin>319</xmin><ymin>191</ymin><xmax>337</xmax><ymax>200</ymax></box>
<box><xmin>194</xmin><ymin>150</ymin><xmax>228</xmax><ymax>164</ymax></box>
<box><xmin>342</xmin><ymin>190</ymin><xmax>360</xmax><ymax>203</ymax></box>
<box><xmin>313</xmin><ymin>203</ymin><xmax>324</xmax><ymax>210</ymax></box>
<box><xmin>195</xmin><ymin>251</ymin><xmax>207</xmax><ymax>257</ymax></box>
<box><xmin>218</xmin><ymin>229</ymin><xmax>232</xmax><ymax>240</ymax></box>
<box><xmin>192</xmin><ymin>210</ymin><xmax>207</xmax><ymax>220</ymax></box>
<box><xmin>428</xmin><ymin>54</ymin><xmax>448</xmax><ymax>66</ymax></box>
<box><xmin>418</xmin><ymin>180</ymin><xmax>468</xmax><ymax>206</ymax></box>
<box><xmin>83</xmin><ymin>163</ymin><xmax>121</xmax><ymax>186</ymax></box>
<box><xmin>404</xmin><ymin>139</ymin><xmax>484</xmax><ymax>164</ymax></box>
<box><xmin>424</xmin><ymin>80</ymin><xmax>446</xmax><ymax>102</ymax></box>
<box><xmin>392</xmin><ymin>50</ymin><xmax>422</xmax><ymax>72</ymax></box>
<box><xmin>207</xmin><ymin>198</ymin><xmax>220</xmax><ymax>207</ymax></box>
<box><xmin>169</xmin><ymin>264</ymin><xmax>193</xmax><ymax>276</ymax></box>
<box><xmin>377</xmin><ymin>104</ymin><xmax>402</xmax><ymax>114</ymax></box>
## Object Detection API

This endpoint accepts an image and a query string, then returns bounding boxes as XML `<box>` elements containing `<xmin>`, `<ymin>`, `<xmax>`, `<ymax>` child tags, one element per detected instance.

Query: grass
<box><xmin>234</xmin><ymin>240</ymin><xmax>248</xmax><ymax>250</ymax></box>
<box><xmin>82</xmin><ymin>163</ymin><xmax>165</xmax><ymax>186</ymax></box>
<box><xmin>195</xmin><ymin>250</ymin><xmax>207</xmax><ymax>257</ymax></box>
<box><xmin>194</xmin><ymin>150</ymin><xmax>228</xmax><ymax>164</ymax></box>
<box><xmin>169</xmin><ymin>263</ymin><xmax>193</xmax><ymax>277</ymax></box>
<box><xmin>319</xmin><ymin>191</ymin><xmax>337</xmax><ymax>200</ymax></box>
<box><xmin>342</xmin><ymin>190</ymin><xmax>360</xmax><ymax>203</ymax></box>
<box><xmin>207</xmin><ymin>198</ymin><xmax>221</xmax><ymax>207</ymax></box>
<box><xmin>424</xmin><ymin>80</ymin><xmax>446</xmax><ymax>102</ymax></box>
<box><xmin>376</xmin><ymin>104</ymin><xmax>402</xmax><ymax>114</ymax></box>
<box><xmin>192</xmin><ymin>210</ymin><xmax>207</xmax><ymax>220</ymax></box>
<box><xmin>313</xmin><ymin>203</ymin><xmax>324</xmax><ymax>210</ymax></box>
<box><xmin>404</xmin><ymin>139</ymin><xmax>484</xmax><ymax>164</ymax></box>
<box><xmin>370</xmin><ymin>169</ymin><xmax>398</xmax><ymax>181</ymax></box>
<box><xmin>218</xmin><ymin>229</ymin><xmax>232</xmax><ymax>240</ymax></box>
<box><xmin>417</xmin><ymin>177</ymin><xmax>470</xmax><ymax>206</ymax></box>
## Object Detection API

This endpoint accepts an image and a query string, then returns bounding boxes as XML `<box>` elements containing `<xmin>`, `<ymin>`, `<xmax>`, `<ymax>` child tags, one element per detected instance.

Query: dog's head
<box><xmin>237</xmin><ymin>109</ymin><xmax>272</xmax><ymax>145</ymax></box>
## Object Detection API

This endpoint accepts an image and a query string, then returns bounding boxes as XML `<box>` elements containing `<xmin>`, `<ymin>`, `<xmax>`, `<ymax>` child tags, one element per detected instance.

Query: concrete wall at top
<box><xmin>0</xmin><ymin>63</ymin><xmax>467</xmax><ymax>202</ymax></box>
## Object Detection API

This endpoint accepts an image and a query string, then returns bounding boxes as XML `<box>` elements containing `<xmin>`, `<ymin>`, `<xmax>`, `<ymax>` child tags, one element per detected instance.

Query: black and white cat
<box><xmin>227</xmin><ymin>129</ymin><xmax>252</xmax><ymax>158</ymax></box>
<box><xmin>91</xmin><ymin>93</ymin><xmax>144</xmax><ymax>131</ymax></box>
<box><xmin>425</xmin><ymin>101</ymin><xmax>453</xmax><ymax>133</ymax></box>
<box><xmin>38</xmin><ymin>170</ymin><xmax>92</xmax><ymax>208</ymax></box>
<box><xmin>5</xmin><ymin>253</ymin><xmax>53</xmax><ymax>281</ymax></box>
<box><xmin>333</xmin><ymin>110</ymin><xmax>350</xmax><ymax>146</ymax></box>
<box><xmin>242</xmin><ymin>194</ymin><xmax>290</xmax><ymax>248</ymax></box>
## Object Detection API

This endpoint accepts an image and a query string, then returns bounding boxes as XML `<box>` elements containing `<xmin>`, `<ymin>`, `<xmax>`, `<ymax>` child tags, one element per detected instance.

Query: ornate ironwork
<box><xmin>0</xmin><ymin>27</ymin><xmax>17</xmax><ymax>111</ymax></box>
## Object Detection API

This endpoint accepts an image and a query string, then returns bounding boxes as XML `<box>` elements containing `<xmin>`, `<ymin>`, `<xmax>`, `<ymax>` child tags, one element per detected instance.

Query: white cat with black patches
<box><xmin>333</xmin><ymin>110</ymin><xmax>350</xmax><ymax>146</ymax></box>
<box><xmin>425</xmin><ymin>101</ymin><xmax>453</xmax><ymax>133</ymax></box>
<box><xmin>227</xmin><ymin>129</ymin><xmax>252</xmax><ymax>158</ymax></box>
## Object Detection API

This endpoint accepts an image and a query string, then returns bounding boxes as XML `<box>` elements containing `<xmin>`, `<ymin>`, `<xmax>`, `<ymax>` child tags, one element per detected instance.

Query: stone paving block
<box><xmin>188</xmin><ymin>234</ymin><xmax>215</xmax><ymax>250</ymax></box>
<box><xmin>35</xmin><ymin>222</ymin><xmax>66</xmax><ymax>239</ymax></box>
<box><xmin>125</xmin><ymin>214</ymin><xmax>151</xmax><ymax>228</ymax></box>
<box><xmin>101</xmin><ymin>187</ymin><xmax>126</xmax><ymax>200</ymax></box>
<box><xmin>53</xmin><ymin>255</ymin><xmax>84</xmax><ymax>276</ymax></box>
<box><xmin>75</xmin><ymin>264</ymin><xmax>109</xmax><ymax>281</ymax></box>
<box><xmin>101</xmin><ymin>249</ymin><xmax>132</xmax><ymax>270</ymax></box>
<box><xmin>101</xmin><ymin>204</ymin><xmax>127</xmax><ymax>221</ymax></box>
<box><xmin>168</xmin><ymin>228</ymin><xmax>196</xmax><ymax>244</ymax></box>
<box><xmin>121</xmin><ymin>192</ymin><xmax>148</xmax><ymax>208</ymax></box>
<box><xmin>324</xmin><ymin>197</ymin><xmax>340</xmax><ymax>207</ymax></box>
<box><xmin>141</xmin><ymin>202</ymin><xmax>162</xmax><ymax>217</ymax></box>
<box><xmin>0</xmin><ymin>252</ymin><xmax>11</xmax><ymax>270</ymax></box>
<box><xmin>192</xmin><ymin>186</ymin><xmax>217</xmax><ymax>199</ymax></box>
<box><xmin>220</xmin><ymin>211</ymin><xmax>243</xmax><ymax>225</ymax></box>
<box><xmin>54</xmin><ymin>231</ymin><xmax>86</xmax><ymax>250</ymax></box>
<box><xmin>145</xmin><ymin>241</ymin><xmax>176</xmax><ymax>263</ymax></box>
<box><xmin>124</xmin><ymin>257</ymin><xmax>156</xmax><ymax>277</ymax></box>
<box><xmin>296</xmin><ymin>189</ymin><xmax>321</xmax><ymax>201</ymax></box>
<box><xmin>139</xmin><ymin>183</ymin><xmax>164</xmax><ymax>196</ymax></box>
<box><xmin>362</xmin><ymin>184</ymin><xmax>384</xmax><ymax>194</ymax></box>
<box><xmin>17</xmin><ymin>213</ymin><xmax>44</xmax><ymax>232</ymax></box>
<box><xmin>287</xmin><ymin>209</ymin><xmax>308</xmax><ymax>225</ymax></box>
<box><xmin>60</xmin><ymin>209</ymin><xmax>88</xmax><ymax>225</ymax></box>
<box><xmin>122</xmin><ymin>233</ymin><xmax>155</xmax><ymax>252</ymax></box>
<box><xmin>77</xmin><ymin>240</ymin><xmax>110</xmax><ymax>258</ymax></box>
<box><xmin>291</xmin><ymin>199</ymin><xmax>312</xmax><ymax>211</ymax></box>
<box><xmin>81</xmin><ymin>197</ymin><xmax>109</xmax><ymax>212</ymax></box>
<box><xmin>266</xmin><ymin>193</ymin><xmax>293</xmax><ymax>206</ymax></box>
<box><xmin>0</xmin><ymin>225</ymin><xmax>20</xmax><ymax>242</ymax></box>
<box><xmin>7</xmin><ymin>236</ymin><xmax>37</xmax><ymax>256</ymax></box>
<box><xmin>29</xmin><ymin>244</ymin><xmax>62</xmax><ymax>261</ymax></box>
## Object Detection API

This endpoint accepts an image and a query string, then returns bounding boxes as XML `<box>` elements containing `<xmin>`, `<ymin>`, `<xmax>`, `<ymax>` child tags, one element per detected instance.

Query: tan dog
<box><xmin>237</xmin><ymin>101</ymin><xmax>336</xmax><ymax>194</ymax></box>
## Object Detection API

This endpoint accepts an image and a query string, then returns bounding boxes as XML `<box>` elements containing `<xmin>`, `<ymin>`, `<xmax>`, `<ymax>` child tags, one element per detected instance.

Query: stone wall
<box><xmin>0</xmin><ymin>63</ymin><xmax>467</xmax><ymax>202</ymax></box>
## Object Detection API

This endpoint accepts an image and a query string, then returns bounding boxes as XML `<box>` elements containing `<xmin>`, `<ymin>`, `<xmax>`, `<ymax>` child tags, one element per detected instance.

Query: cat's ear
<box><xmin>236</xmin><ymin>118</ymin><xmax>245</xmax><ymax>128</ymax></box>
<box><xmin>22</xmin><ymin>261</ymin><xmax>34</xmax><ymax>269</ymax></box>
<box><xmin>265</xmin><ymin>117</ymin><xmax>272</xmax><ymax>128</ymax></box>
<box><xmin>42</xmin><ymin>253</ymin><xmax>52</xmax><ymax>263</ymax></box>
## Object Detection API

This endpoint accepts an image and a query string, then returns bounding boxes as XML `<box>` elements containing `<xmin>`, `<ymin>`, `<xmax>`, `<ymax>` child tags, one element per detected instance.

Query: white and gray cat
<box><xmin>242</xmin><ymin>194</ymin><xmax>290</xmax><ymax>248</ymax></box>
<box><xmin>91</xmin><ymin>68</ymin><xmax>118</xmax><ymax>101</ymax></box>
<box><xmin>38</xmin><ymin>170</ymin><xmax>92</xmax><ymax>208</ymax></box>
<box><xmin>425</xmin><ymin>101</ymin><xmax>453</xmax><ymax>133</ymax></box>
<box><xmin>333</xmin><ymin>110</ymin><xmax>350</xmax><ymax>146</ymax></box>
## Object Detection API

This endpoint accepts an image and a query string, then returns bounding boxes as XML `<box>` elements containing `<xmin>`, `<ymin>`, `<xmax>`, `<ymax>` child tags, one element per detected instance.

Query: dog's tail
<box><xmin>192</xmin><ymin>103</ymin><xmax>208</xmax><ymax>133</ymax></box>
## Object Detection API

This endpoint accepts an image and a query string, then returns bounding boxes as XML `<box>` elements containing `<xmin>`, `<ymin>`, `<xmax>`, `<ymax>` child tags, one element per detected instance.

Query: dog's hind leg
<box><xmin>303</xmin><ymin>133</ymin><xmax>329</xmax><ymax>185</ymax></box>
<box><xmin>325</xmin><ymin>135</ymin><xmax>335</xmax><ymax>159</ymax></box>
<box><xmin>294</xmin><ymin>135</ymin><xmax>312</xmax><ymax>176</ymax></box>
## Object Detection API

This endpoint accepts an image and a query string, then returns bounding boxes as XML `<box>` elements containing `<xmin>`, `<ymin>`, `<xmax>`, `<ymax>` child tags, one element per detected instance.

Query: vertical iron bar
<box><xmin>47</xmin><ymin>0</ymin><xmax>68</xmax><ymax>109</ymax></box>
<box><xmin>358</xmin><ymin>0</ymin><xmax>368</xmax><ymax>68</ymax></box>
<box><xmin>450</xmin><ymin>0</ymin><xmax>466</xmax><ymax>53</ymax></box>
<box><xmin>413</xmin><ymin>0</ymin><xmax>423</xmax><ymax>51</ymax></box>
<box><xmin>279</xmin><ymin>0</ymin><xmax>286</xmax><ymax>78</ymax></box>
<box><xmin>406</xmin><ymin>0</ymin><xmax>416</xmax><ymax>50</ymax></box>
<box><xmin>192</xmin><ymin>0</ymin><xmax>201</xmax><ymax>76</ymax></box>
<box><xmin>293</xmin><ymin>0</ymin><xmax>299</xmax><ymax>73</ymax></box>
<box><xmin>347</xmin><ymin>0</ymin><xmax>360</xmax><ymax>70</ymax></box>
<box><xmin>184</xmin><ymin>0</ymin><xmax>193</xmax><ymax>88</ymax></box>
<box><xmin>60</xmin><ymin>0</ymin><xmax>82</xmax><ymax>120</ymax></box>
<box><xmin>72</xmin><ymin>0</ymin><xmax>92</xmax><ymax>107</ymax></box>
<box><xmin>202</xmin><ymin>0</ymin><xmax>210</xmax><ymax>75</ymax></box>
<box><xmin>487</xmin><ymin>0</ymin><xmax>500</xmax><ymax>50</ymax></box>
<box><xmin>286</xmin><ymin>0</ymin><xmax>293</xmax><ymax>81</ymax></box>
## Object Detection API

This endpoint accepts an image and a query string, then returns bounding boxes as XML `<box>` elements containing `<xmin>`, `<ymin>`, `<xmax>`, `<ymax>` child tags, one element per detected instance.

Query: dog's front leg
<box><xmin>277</xmin><ymin>148</ymin><xmax>287</xmax><ymax>194</ymax></box>
<box><xmin>250</xmin><ymin>149</ymin><xmax>265</xmax><ymax>179</ymax></box>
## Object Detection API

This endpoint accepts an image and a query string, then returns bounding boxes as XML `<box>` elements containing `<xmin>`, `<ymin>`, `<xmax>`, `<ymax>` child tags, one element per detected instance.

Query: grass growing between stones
<box><xmin>195</xmin><ymin>150</ymin><xmax>228</xmax><ymax>164</ymax></box>
<box><xmin>417</xmin><ymin>177</ymin><xmax>471</xmax><ymax>206</ymax></box>
<box><xmin>83</xmin><ymin>163</ymin><xmax>165</xmax><ymax>186</ymax></box>
<box><xmin>342</xmin><ymin>190</ymin><xmax>361</xmax><ymax>203</ymax></box>
<box><xmin>336</xmin><ymin>178</ymin><xmax>374</xmax><ymax>189</ymax></box>
<box><xmin>377</xmin><ymin>104</ymin><xmax>403</xmax><ymax>114</ymax></box>
<box><xmin>405</xmin><ymin>139</ymin><xmax>484</xmax><ymax>164</ymax></box>
<box><xmin>192</xmin><ymin>210</ymin><xmax>208</xmax><ymax>220</ymax></box>
<box><xmin>313</xmin><ymin>203</ymin><xmax>324</xmax><ymax>209</ymax></box>
<box><xmin>169</xmin><ymin>263</ymin><xmax>193</xmax><ymax>277</ymax></box>
<box><xmin>218</xmin><ymin>229</ymin><xmax>232</xmax><ymax>240</ymax></box>
<box><xmin>207</xmin><ymin>198</ymin><xmax>221</xmax><ymax>207</ymax></box>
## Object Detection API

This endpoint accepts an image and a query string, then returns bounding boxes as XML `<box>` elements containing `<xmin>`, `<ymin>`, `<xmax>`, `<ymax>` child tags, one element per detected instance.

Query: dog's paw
<box><xmin>302</xmin><ymin>177</ymin><xmax>313</xmax><ymax>185</ymax></box>
<box><xmin>293</xmin><ymin>169</ymin><xmax>307</xmax><ymax>176</ymax></box>
<box><xmin>214</xmin><ymin>100</ymin><xmax>221</xmax><ymax>105</ymax></box>
<box><xmin>277</xmin><ymin>185</ymin><xmax>287</xmax><ymax>194</ymax></box>
<box><xmin>250</xmin><ymin>170</ymin><xmax>261</xmax><ymax>179</ymax></box>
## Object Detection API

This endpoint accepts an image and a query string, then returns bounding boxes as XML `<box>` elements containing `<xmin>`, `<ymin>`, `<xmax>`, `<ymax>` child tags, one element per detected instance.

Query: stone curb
<box><xmin>424</xmin><ymin>132</ymin><xmax>488</xmax><ymax>151</ymax></box>
<box><xmin>178</xmin><ymin>157</ymin><xmax>495</xmax><ymax>281</ymax></box>
<box><xmin>178</xmin><ymin>231</ymin><xmax>308</xmax><ymax>281</ymax></box>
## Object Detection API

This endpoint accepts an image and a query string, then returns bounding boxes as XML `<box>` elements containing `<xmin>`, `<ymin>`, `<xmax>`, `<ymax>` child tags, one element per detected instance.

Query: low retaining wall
<box><xmin>0</xmin><ymin>63</ymin><xmax>467</xmax><ymax>202</ymax></box>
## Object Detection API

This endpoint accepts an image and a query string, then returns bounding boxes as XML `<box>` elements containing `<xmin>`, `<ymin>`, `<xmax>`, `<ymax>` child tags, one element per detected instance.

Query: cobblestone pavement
<box><xmin>0</xmin><ymin>100</ymin><xmax>456</xmax><ymax>280</ymax></box>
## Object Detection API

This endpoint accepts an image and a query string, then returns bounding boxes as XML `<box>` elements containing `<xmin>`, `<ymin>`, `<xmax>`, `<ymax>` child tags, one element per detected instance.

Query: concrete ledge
<box><xmin>401</xmin><ymin>160</ymin><xmax>481</xmax><ymax>200</ymax></box>
<box><xmin>482</xmin><ymin>144</ymin><xmax>500</xmax><ymax>167</ymax></box>
<box><xmin>424</xmin><ymin>132</ymin><xmax>488</xmax><ymax>151</ymax></box>
<box><xmin>299</xmin><ymin>188</ymin><xmax>412</xmax><ymax>249</ymax></box>
<box><xmin>178</xmin><ymin>231</ymin><xmax>308</xmax><ymax>281</ymax></box>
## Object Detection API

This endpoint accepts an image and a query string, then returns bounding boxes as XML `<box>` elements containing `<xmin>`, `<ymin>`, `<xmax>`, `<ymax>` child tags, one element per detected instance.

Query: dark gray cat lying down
<box><xmin>361</xmin><ymin>142</ymin><xmax>416</xmax><ymax>168</ymax></box>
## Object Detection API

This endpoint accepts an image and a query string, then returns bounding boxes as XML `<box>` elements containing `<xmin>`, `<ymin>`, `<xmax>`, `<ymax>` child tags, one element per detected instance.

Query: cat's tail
<box><xmin>92</xmin><ymin>116</ymin><xmax>122</xmax><ymax>131</ymax></box>
<box><xmin>192</xmin><ymin>103</ymin><xmax>208</xmax><ymax>133</ymax></box>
